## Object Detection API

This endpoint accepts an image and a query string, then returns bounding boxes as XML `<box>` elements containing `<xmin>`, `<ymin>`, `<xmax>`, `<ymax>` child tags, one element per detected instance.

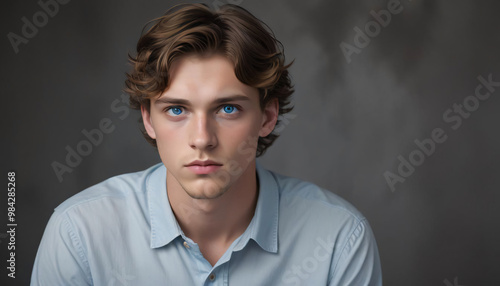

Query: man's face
<box><xmin>142</xmin><ymin>54</ymin><xmax>278</xmax><ymax>199</ymax></box>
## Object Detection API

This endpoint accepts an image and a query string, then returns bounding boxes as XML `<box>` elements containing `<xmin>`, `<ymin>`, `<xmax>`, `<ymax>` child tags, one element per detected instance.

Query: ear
<box><xmin>259</xmin><ymin>98</ymin><xmax>279</xmax><ymax>137</ymax></box>
<box><xmin>141</xmin><ymin>105</ymin><xmax>157</xmax><ymax>139</ymax></box>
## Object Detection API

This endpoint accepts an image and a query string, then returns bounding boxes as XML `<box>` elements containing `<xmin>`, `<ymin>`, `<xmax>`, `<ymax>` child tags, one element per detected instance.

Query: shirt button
<box><xmin>209</xmin><ymin>273</ymin><xmax>216</xmax><ymax>281</ymax></box>
<box><xmin>183</xmin><ymin>241</ymin><xmax>190</xmax><ymax>249</ymax></box>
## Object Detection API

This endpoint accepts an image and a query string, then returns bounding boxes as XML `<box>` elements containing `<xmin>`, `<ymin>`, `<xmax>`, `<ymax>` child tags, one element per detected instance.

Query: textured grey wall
<box><xmin>2</xmin><ymin>0</ymin><xmax>499</xmax><ymax>285</ymax></box>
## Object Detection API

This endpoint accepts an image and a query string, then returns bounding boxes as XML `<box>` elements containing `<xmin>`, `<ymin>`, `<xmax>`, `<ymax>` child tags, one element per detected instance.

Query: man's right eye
<box><xmin>165</xmin><ymin>106</ymin><xmax>183</xmax><ymax>116</ymax></box>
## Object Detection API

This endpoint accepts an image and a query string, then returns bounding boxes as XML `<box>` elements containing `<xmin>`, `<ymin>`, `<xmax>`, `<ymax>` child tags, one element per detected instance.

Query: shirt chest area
<box><xmin>85</xmin><ymin>236</ymin><xmax>332</xmax><ymax>286</ymax></box>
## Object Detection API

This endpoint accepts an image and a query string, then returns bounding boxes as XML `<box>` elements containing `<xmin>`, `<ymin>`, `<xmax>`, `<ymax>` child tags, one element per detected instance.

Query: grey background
<box><xmin>1</xmin><ymin>0</ymin><xmax>499</xmax><ymax>285</ymax></box>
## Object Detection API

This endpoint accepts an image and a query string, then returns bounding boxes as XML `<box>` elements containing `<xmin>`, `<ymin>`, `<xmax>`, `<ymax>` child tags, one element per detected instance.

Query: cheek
<box><xmin>222</xmin><ymin>118</ymin><xmax>260</xmax><ymax>144</ymax></box>
<box><xmin>220</xmin><ymin>124</ymin><xmax>260</xmax><ymax>161</ymax></box>
<box><xmin>153</xmin><ymin>121</ymin><xmax>184</xmax><ymax>149</ymax></box>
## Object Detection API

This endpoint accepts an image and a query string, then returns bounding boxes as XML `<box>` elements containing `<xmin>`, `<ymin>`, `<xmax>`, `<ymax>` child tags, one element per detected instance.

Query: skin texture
<box><xmin>141</xmin><ymin>54</ymin><xmax>278</xmax><ymax>266</ymax></box>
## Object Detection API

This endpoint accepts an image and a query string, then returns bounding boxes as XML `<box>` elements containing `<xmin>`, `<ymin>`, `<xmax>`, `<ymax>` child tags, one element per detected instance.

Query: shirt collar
<box><xmin>237</xmin><ymin>161</ymin><xmax>279</xmax><ymax>253</ymax></box>
<box><xmin>146</xmin><ymin>162</ymin><xmax>279</xmax><ymax>253</ymax></box>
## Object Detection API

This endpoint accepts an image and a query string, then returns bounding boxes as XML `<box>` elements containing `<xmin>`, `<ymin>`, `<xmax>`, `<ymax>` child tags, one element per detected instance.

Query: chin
<box><xmin>183</xmin><ymin>180</ymin><xmax>230</xmax><ymax>200</ymax></box>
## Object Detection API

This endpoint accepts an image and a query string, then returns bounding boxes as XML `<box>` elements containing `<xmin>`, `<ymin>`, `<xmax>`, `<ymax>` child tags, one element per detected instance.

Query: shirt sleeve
<box><xmin>31</xmin><ymin>211</ymin><xmax>92</xmax><ymax>286</ymax></box>
<box><xmin>328</xmin><ymin>218</ymin><xmax>382</xmax><ymax>286</ymax></box>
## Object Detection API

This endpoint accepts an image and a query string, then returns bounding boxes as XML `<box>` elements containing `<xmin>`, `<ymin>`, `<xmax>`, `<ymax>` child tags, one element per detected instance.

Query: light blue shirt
<box><xmin>31</xmin><ymin>163</ymin><xmax>382</xmax><ymax>285</ymax></box>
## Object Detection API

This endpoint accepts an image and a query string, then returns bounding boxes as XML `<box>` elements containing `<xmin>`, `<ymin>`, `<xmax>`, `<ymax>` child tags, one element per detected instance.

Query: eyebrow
<box><xmin>154</xmin><ymin>95</ymin><xmax>251</xmax><ymax>105</ymax></box>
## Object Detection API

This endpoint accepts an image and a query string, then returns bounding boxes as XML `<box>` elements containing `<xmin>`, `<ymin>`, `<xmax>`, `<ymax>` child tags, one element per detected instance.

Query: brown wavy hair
<box><xmin>125</xmin><ymin>3</ymin><xmax>294</xmax><ymax>157</ymax></box>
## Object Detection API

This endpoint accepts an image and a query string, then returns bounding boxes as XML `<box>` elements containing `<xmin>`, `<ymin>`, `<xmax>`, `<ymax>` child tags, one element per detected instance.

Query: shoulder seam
<box><xmin>280</xmin><ymin>189</ymin><xmax>366</xmax><ymax>222</ymax></box>
<box><xmin>55</xmin><ymin>193</ymin><xmax>125</xmax><ymax>215</ymax></box>
<box><xmin>61</xmin><ymin>212</ymin><xmax>93</xmax><ymax>284</ymax></box>
<box><xmin>328</xmin><ymin>218</ymin><xmax>367</xmax><ymax>283</ymax></box>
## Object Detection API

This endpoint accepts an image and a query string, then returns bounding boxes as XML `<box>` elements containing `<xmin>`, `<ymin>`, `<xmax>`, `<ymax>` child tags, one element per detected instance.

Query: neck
<box><xmin>167</xmin><ymin>163</ymin><xmax>259</xmax><ymax>245</ymax></box>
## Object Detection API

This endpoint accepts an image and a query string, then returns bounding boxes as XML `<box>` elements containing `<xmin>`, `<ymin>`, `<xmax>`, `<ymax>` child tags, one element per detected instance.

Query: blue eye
<box><xmin>222</xmin><ymin>105</ymin><xmax>236</xmax><ymax>114</ymax></box>
<box><xmin>167</xmin><ymin>106</ymin><xmax>183</xmax><ymax>116</ymax></box>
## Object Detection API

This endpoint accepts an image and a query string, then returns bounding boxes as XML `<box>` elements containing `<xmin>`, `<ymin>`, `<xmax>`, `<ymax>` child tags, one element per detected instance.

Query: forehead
<box><xmin>159</xmin><ymin>54</ymin><xmax>258</xmax><ymax>101</ymax></box>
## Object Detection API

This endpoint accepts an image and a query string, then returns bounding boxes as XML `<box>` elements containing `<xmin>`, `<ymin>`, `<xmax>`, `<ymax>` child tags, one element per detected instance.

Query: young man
<box><xmin>32</xmin><ymin>4</ymin><xmax>382</xmax><ymax>285</ymax></box>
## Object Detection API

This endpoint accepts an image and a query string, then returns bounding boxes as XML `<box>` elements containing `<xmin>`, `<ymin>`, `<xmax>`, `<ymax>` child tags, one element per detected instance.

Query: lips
<box><xmin>185</xmin><ymin>160</ymin><xmax>222</xmax><ymax>175</ymax></box>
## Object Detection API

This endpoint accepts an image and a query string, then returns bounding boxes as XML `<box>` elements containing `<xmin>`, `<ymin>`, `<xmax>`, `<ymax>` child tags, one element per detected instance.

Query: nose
<box><xmin>189</xmin><ymin>113</ymin><xmax>218</xmax><ymax>151</ymax></box>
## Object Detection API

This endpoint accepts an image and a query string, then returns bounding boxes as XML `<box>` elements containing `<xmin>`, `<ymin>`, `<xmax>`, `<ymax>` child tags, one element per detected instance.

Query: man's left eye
<box><xmin>220</xmin><ymin>104</ymin><xmax>237</xmax><ymax>114</ymax></box>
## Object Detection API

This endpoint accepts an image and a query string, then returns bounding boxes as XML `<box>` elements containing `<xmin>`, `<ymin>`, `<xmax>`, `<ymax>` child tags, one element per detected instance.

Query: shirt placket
<box><xmin>181</xmin><ymin>238</ymin><xmax>229</xmax><ymax>286</ymax></box>
<box><xmin>203</xmin><ymin>263</ymin><xmax>228</xmax><ymax>286</ymax></box>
